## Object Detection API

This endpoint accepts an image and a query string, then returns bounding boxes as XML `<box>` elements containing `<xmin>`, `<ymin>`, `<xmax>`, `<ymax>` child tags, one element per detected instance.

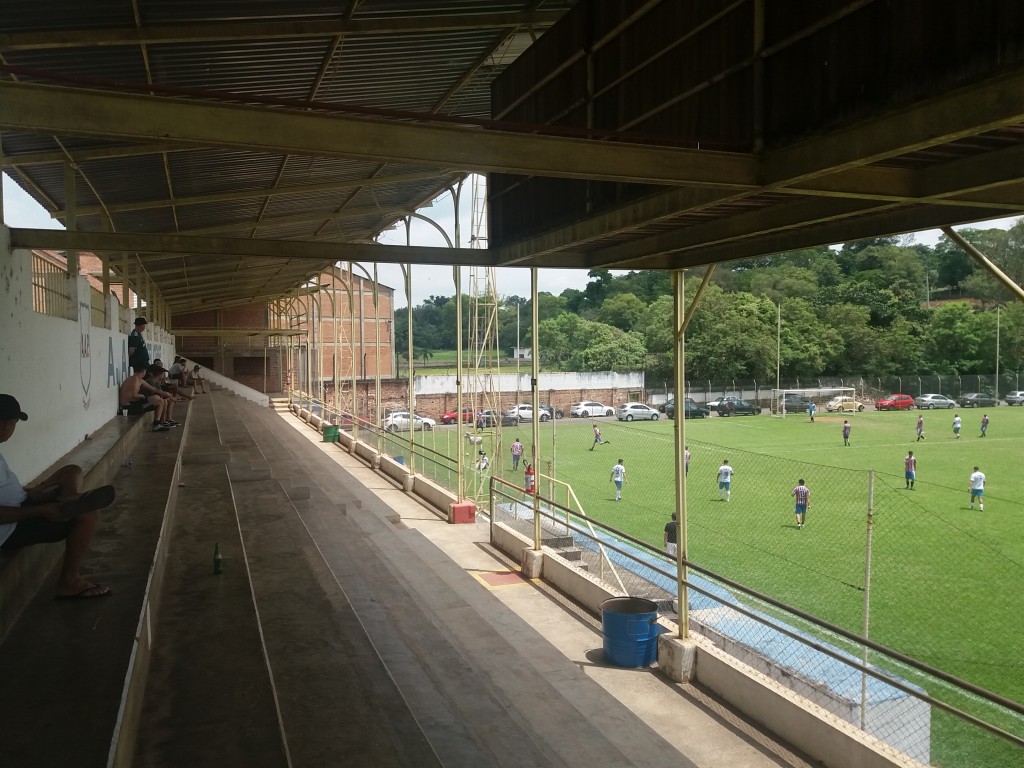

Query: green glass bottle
<box><xmin>214</xmin><ymin>543</ymin><xmax>223</xmax><ymax>574</ymax></box>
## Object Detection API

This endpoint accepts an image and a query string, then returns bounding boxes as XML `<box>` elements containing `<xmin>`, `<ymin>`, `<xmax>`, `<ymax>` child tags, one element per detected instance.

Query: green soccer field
<box><xmin>477</xmin><ymin>409</ymin><xmax>1024</xmax><ymax>705</ymax></box>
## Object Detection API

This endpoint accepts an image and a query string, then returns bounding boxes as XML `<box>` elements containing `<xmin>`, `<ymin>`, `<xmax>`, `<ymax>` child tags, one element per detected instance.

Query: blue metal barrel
<box><xmin>600</xmin><ymin>597</ymin><xmax>662</xmax><ymax>668</ymax></box>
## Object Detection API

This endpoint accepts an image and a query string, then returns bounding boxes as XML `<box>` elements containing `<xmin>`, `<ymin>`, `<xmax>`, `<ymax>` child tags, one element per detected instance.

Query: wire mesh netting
<box><xmin>490</xmin><ymin>474</ymin><xmax>1024</xmax><ymax>768</ymax></box>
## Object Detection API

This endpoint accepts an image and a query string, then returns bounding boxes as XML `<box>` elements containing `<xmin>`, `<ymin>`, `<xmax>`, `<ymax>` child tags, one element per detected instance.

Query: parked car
<box><xmin>957</xmin><ymin>392</ymin><xmax>998</xmax><ymax>408</ymax></box>
<box><xmin>382</xmin><ymin>411</ymin><xmax>435</xmax><ymax>432</ymax></box>
<box><xmin>706</xmin><ymin>395</ymin><xmax>742</xmax><ymax>409</ymax></box>
<box><xmin>476</xmin><ymin>409</ymin><xmax>518</xmax><ymax>428</ymax></box>
<box><xmin>506</xmin><ymin>403</ymin><xmax>551</xmax><ymax>422</ymax></box>
<box><xmin>875</xmin><ymin>394</ymin><xmax>915</xmax><ymax>411</ymax></box>
<box><xmin>615</xmin><ymin>402</ymin><xmax>660</xmax><ymax>421</ymax></box>
<box><xmin>667</xmin><ymin>398</ymin><xmax>709</xmax><ymax>419</ymax></box>
<box><xmin>440</xmin><ymin>407</ymin><xmax>476</xmax><ymax>425</ymax></box>
<box><xmin>717</xmin><ymin>399</ymin><xmax>759</xmax><ymax>416</ymax></box>
<box><xmin>914</xmin><ymin>394</ymin><xmax>956</xmax><ymax>410</ymax></box>
<box><xmin>539</xmin><ymin>403</ymin><xmax>564</xmax><ymax>419</ymax></box>
<box><xmin>781</xmin><ymin>394</ymin><xmax>813</xmax><ymax>413</ymax></box>
<box><xmin>825</xmin><ymin>396</ymin><xmax>864</xmax><ymax>413</ymax></box>
<box><xmin>570</xmin><ymin>401</ymin><xmax>614</xmax><ymax>418</ymax></box>
<box><xmin>1006</xmin><ymin>391</ymin><xmax>1024</xmax><ymax>406</ymax></box>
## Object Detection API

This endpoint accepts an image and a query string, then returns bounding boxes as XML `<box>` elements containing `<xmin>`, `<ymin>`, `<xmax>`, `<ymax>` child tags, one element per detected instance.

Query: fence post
<box><xmin>861</xmin><ymin>469</ymin><xmax>875</xmax><ymax>729</ymax></box>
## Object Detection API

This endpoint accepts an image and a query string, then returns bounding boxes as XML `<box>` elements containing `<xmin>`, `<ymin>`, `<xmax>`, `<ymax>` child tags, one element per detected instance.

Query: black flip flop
<box><xmin>55</xmin><ymin>584</ymin><xmax>112</xmax><ymax>600</ymax></box>
<box><xmin>58</xmin><ymin>485</ymin><xmax>116</xmax><ymax>520</ymax></box>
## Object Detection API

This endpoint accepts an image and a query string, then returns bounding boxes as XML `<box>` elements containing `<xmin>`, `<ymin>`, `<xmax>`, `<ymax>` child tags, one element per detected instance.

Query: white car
<box><xmin>826</xmin><ymin>396</ymin><xmax>865</xmax><ymax>413</ymax></box>
<box><xmin>505</xmin><ymin>404</ymin><xmax>551</xmax><ymax>422</ymax></box>
<box><xmin>1006</xmin><ymin>391</ymin><xmax>1024</xmax><ymax>406</ymax></box>
<box><xmin>382</xmin><ymin>411</ymin><xmax>435</xmax><ymax>432</ymax></box>
<box><xmin>615</xmin><ymin>402</ymin><xmax>660</xmax><ymax>421</ymax></box>
<box><xmin>570</xmin><ymin>401</ymin><xmax>614</xmax><ymax>418</ymax></box>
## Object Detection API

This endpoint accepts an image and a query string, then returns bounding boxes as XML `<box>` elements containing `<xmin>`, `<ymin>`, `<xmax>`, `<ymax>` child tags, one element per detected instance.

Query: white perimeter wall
<box><xmin>414</xmin><ymin>370</ymin><xmax>644</xmax><ymax>396</ymax></box>
<box><xmin>0</xmin><ymin>234</ymin><xmax>173</xmax><ymax>482</ymax></box>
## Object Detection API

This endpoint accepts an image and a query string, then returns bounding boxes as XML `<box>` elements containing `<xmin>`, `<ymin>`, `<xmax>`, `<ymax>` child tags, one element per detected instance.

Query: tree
<box><xmin>925</xmin><ymin>302</ymin><xmax>983</xmax><ymax>374</ymax></box>
<box><xmin>597</xmin><ymin>293</ymin><xmax>646</xmax><ymax>332</ymax></box>
<box><xmin>578</xmin><ymin>326</ymin><xmax>647</xmax><ymax>372</ymax></box>
<box><xmin>686</xmin><ymin>291</ymin><xmax>777</xmax><ymax>380</ymax></box>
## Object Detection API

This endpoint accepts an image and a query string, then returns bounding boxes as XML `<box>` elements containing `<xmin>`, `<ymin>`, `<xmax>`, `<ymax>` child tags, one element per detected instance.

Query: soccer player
<box><xmin>808</xmin><ymin>401</ymin><xmax>816</xmax><ymax>422</ymax></box>
<box><xmin>791</xmin><ymin>479</ymin><xmax>810</xmax><ymax>528</ymax></box>
<box><xmin>904</xmin><ymin>451</ymin><xmax>917</xmax><ymax>490</ymax></box>
<box><xmin>510</xmin><ymin>437</ymin><xmax>524</xmax><ymax>470</ymax></box>
<box><xmin>980</xmin><ymin>414</ymin><xmax>989</xmax><ymax>438</ymax></box>
<box><xmin>969</xmin><ymin>466</ymin><xmax>985</xmax><ymax>510</ymax></box>
<box><xmin>916</xmin><ymin>414</ymin><xmax>925</xmax><ymax>442</ymax></box>
<box><xmin>952</xmin><ymin>415</ymin><xmax>962</xmax><ymax>439</ymax></box>
<box><xmin>717</xmin><ymin>459</ymin><xmax>734</xmax><ymax>501</ymax></box>
<box><xmin>842</xmin><ymin>420</ymin><xmax>851</xmax><ymax>447</ymax></box>
<box><xmin>610</xmin><ymin>458</ymin><xmax>626</xmax><ymax>501</ymax></box>
<box><xmin>590</xmin><ymin>424</ymin><xmax>609</xmax><ymax>451</ymax></box>
<box><xmin>663</xmin><ymin>512</ymin><xmax>678</xmax><ymax>557</ymax></box>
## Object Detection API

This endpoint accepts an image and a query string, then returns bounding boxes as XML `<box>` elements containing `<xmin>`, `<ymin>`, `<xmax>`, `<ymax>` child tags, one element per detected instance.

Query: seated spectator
<box><xmin>168</xmin><ymin>357</ymin><xmax>186</xmax><ymax>387</ymax></box>
<box><xmin>0</xmin><ymin>395</ymin><xmax>116</xmax><ymax>599</ymax></box>
<box><xmin>120</xmin><ymin>365</ymin><xmax>176</xmax><ymax>431</ymax></box>
<box><xmin>187</xmin><ymin>364</ymin><xmax>208</xmax><ymax>394</ymax></box>
<box><xmin>151</xmin><ymin>359</ymin><xmax>192</xmax><ymax>401</ymax></box>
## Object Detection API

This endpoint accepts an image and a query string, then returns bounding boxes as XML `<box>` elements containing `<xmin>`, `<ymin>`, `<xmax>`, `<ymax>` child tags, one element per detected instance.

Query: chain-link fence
<box><xmin>651</xmin><ymin>372</ymin><xmax>1024</xmax><ymax>407</ymax></box>
<box><xmin>489</xmin><ymin>475</ymin><xmax>1024</xmax><ymax>767</ymax></box>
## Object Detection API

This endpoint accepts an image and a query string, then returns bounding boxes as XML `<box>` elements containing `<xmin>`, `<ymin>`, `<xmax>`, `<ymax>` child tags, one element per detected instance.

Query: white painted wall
<box><xmin>0</xmin><ymin>239</ymin><xmax>172</xmax><ymax>483</ymax></box>
<box><xmin>414</xmin><ymin>370</ymin><xmax>644</xmax><ymax>395</ymax></box>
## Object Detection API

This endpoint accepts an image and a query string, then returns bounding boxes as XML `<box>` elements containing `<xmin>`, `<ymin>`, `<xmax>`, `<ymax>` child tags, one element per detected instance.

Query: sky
<box><xmin>4</xmin><ymin>172</ymin><xmax>1019</xmax><ymax>308</ymax></box>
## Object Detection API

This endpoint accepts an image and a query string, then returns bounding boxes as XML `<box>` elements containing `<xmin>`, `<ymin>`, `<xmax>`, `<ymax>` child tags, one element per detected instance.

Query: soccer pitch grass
<box><xmin>477</xmin><ymin>409</ymin><xmax>1024</xmax><ymax>704</ymax></box>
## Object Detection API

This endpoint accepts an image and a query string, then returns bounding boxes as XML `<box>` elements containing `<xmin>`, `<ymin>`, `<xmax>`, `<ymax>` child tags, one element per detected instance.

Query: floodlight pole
<box><xmin>995</xmin><ymin>306</ymin><xmax>1000</xmax><ymax>399</ymax></box>
<box><xmin>531</xmin><ymin>267</ymin><xmax>542</xmax><ymax>551</ymax></box>
<box><xmin>776</xmin><ymin>301</ymin><xmax>782</xmax><ymax>398</ymax></box>
<box><xmin>673</xmin><ymin>270</ymin><xmax>689</xmax><ymax>638</ymax></box>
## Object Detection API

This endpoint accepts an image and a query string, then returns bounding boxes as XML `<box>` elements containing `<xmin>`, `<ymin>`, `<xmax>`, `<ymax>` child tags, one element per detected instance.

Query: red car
<box><xmin>440</xmin><ymin>407</ymin><xmax>476</xmax><ymax>425</ymax></box>
<box><xmin>875</xmin><ymin>393</ymin><xmax>915</xmax><ymax>411</ymax></box>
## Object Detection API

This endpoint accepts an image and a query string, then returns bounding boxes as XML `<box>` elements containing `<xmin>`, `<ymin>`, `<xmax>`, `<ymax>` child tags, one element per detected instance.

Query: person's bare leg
<box><xmin>149</xmin><ymin>395</ymin><xmax>165</xmax><ymax>425</ymax></box>
<box><xmin>24</xmin><ymin>464</ymin><xmax>84</xmax><ymax>503</ymax></box>
<box><xmin>166</xmin><ymin>401</ymin><xmax>175</xmax><ymax>421</ymax></box>
<box><xmin>56</xmin><ymin>509</ymin><xmax>106</xmax><ymax>596</ymax></box>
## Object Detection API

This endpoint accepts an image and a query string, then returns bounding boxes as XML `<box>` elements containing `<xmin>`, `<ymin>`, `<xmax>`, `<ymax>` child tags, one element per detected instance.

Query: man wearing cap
<box><xmin>128</xmin><ymin>316</ymin><xmax>150</xmax><ymax>374</ymax></box>
<box><xmin>119</xmin><ymin>364</ymin><xmax>175</xmax><ymax>431</ymax></box>
<box><xmin>0</xmin><ymin>395</ymin><xmax>115</xmax><ymax>599</ymax></box>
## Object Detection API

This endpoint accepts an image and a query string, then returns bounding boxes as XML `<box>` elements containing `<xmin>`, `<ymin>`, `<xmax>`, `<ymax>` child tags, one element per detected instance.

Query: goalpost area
<box><xmin>770</xmin><ymin>387</ymin><xmax>860</xmax><ymax>416</ymax></box>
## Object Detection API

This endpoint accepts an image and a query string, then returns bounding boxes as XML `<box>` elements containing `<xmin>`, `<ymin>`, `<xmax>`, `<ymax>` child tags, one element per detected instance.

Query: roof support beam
<box><xmin>0</xmin><ymin>81</ymin><xmax>759</xmax><ymax>188</ymax></box>
<box><xmin>8</xmin><ymin>227</ymin><xmax>505</xmax><ymax>267</ymax></box>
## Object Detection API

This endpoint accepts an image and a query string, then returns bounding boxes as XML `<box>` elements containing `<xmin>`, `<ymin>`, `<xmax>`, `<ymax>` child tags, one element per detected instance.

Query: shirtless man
<box><xmin>120</xmin><ymin>365</ymin><xmax>175</xmax><ymax>432</ymax></box>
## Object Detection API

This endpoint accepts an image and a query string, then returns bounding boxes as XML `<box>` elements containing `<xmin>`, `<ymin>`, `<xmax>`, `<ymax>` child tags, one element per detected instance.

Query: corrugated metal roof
<box><xmin>1</xmin><ymin>0</ymin><xmax>577</xmax><ymax>312</ymax></box>
<box><xmin>0</xmin><ymin>0</ymin><xmax>1021</xmax><ymax>315</ymax></box>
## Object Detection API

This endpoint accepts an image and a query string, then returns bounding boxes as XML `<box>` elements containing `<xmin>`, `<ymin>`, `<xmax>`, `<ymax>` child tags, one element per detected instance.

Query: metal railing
<box><xmin>31</xmin><ymin>255</ymin><xmax>69</xmax><ymax>319</ymax></box>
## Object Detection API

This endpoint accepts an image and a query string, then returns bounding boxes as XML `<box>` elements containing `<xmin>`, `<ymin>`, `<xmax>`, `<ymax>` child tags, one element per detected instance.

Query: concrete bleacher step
<box><xmin>0</xmin><ymin>411</ymin><xmax>155</xmax><ymax>644</ymax></box>
<box><xmin>132</xmin><ymin>393</ymin><xmax>290</xmax><ymax>768</ymax></box>
<box><xmin>226</xmin><ymin>396</ymin><xmax>686</xmax><ymax>767</ymax></box>
<box><xmin>196</xmin><ymin>393</ymin><xmax>444</xmax><ymax>767</ymax></box>
<box><xmin>0</xmin><ymin>417</ymin><xmax>186</xmax><ymax>768</ymax></box>
<box><xmin>376</xmin><ymin>527</ymin><xmax>685</xmax><ymax>767</ymax></box>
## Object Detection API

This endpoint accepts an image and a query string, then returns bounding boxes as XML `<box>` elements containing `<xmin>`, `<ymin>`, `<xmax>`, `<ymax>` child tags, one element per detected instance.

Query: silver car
<box><xmin>615</xmin><ymin>402</ymin><xmax>660</xmax><ymax>421</ymax></box>
<box><xmin>913</xmin><ymin>394</ymin><xmax>956</xmax><ymax>410</ymax></box>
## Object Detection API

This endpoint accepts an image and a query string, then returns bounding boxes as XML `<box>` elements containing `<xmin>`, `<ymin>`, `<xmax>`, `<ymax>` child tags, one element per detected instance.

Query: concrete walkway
<box><xmin>271</xmin><ymin>407</ymin><xmax>815</xmax><ymax>768</ymax></box>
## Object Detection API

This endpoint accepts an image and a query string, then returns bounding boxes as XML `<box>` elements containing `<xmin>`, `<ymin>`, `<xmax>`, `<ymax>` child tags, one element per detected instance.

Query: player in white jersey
<box><xmin>717</xmin><ymin>459</ymin><xmax>734</xmax><ymax>501</ymax></box>
<box><xmin>610</xmin><ymin>459</ymin><xmax>626</xmax><ymax>501</ymax></box>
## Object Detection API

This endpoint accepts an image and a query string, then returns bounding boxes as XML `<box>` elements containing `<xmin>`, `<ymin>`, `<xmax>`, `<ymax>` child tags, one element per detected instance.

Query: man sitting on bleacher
<box><xmin>120</xmin><ymin>365</ymin><xmax>176</xmax><ymax>432</ymax></box>
<box><xmin>0</xmin><ymin>395</ymin><xmax>116</xmax><ymax>599</ymax></box>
